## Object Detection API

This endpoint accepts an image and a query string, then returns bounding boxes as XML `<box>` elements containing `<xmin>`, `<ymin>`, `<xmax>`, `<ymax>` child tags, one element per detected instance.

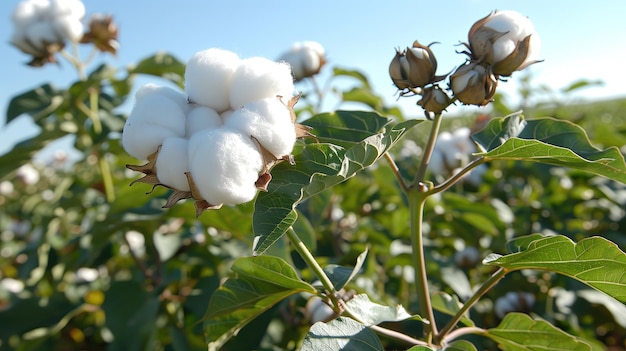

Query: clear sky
<box><xmin>1</xmin><ymin>0</ymin><xmax>625</xmax><ymax>156</ymax></box>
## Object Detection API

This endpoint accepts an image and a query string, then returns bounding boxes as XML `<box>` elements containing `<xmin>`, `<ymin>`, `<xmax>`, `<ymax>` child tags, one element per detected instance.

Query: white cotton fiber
<box><xmin>155</xmin><ymin>137</ymin><xmax>190</xmax><ymax>191</ymax></box>
<box><xmin>135</xmin><ymin>83</ymin><xmax>191</xmax><ymax>115</ymax></box>
<box><xmin>226</xmin><ymin>97</ymin><xmax>296</xmax><ymax>158</ymax></box>
<box><xmin>185</xmin><ymin>48</ymin><xmax>240</xmax><ymax>112</ymax></box>
<box><xmin>188</xmin><ymin>127</ymin><xmax>262</xmax><ymax>205</ymax></box>
<box><xmin>122</xmin><ymin>92</ymin><xmax>186</xmax><ymax>159</ymax></box>
<box><xmin>229</xmin><ymin>57</ymin><xmax>295</xmax><ymax>109</ymax></box>
<box><xmin>185</xmin><ymin>105</ymin><xmax>222</xmax><ymax>137</ymax></box>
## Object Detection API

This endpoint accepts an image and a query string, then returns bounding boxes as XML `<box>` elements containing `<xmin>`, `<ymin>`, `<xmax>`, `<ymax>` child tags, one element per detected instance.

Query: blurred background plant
<box><xmin>1</xmin><ymin>1</ymin><xmax>625</xmax><ymax>351</ymax></box>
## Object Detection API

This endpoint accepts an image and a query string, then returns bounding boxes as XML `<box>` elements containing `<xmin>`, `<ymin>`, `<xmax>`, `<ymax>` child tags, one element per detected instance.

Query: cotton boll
<box><xmin>226</xmin><ymin>98</ymin><xmax>296</xmax><ymax>157</ymax></box>
<box><xmin>185</xmin><ymin>48</ymin><xmax>240</xmax><ymax>112</ymax></box>
<box><xmin>25</xmin><ymin>21</ymin><xmax>60</xmax><ymax>49</ymax></box>
<box><xmin>135</xmin><ymin>83</ymin><xmax>191</xmax><ymax>115</ymax></box>
<box><xmin>229</xmin><ymin>57</ymin><xmax>295</xmax><ymax>109</ymax></box>
<box><xmin>122</xmin><ymin>93</ymin><xmax>186</xmax><ymax>159</ymax></box>
<box><xmin>188</xmin><ymin>127</ymin><xmax>263</xmax><ymax>205</ymax></box>
<box><xmin>155</xmin><ymin>137</ymin><xmax>190</xmax><ymax>191</ymax></box>
<box><xmin>48</xmin><ymin>0</ymin><xmax>85</xmax><ymax>19</ymax></box>
<box><xmin>12</xmin><ymin>0</ymin><xmax>49</xmax><ymax>30</ymax></box>
<box><xmin>10</xmin><ymin>31</ymin><xmax>41</xmax><ymax>56</ymax></box>
<box><xmin>185</xmin><ymin>106</ymin><xmax>222</xmax><ymax>137</ymax></box>
<box><xmin>52</xmin><ymin>16</ymin><xmax>83</xmax><ymax>42</ymax></box>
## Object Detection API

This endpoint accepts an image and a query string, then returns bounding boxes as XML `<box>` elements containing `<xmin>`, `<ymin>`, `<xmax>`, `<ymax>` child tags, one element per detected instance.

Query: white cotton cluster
<box><xmin>122</xmin><ymin>48</ymin><xmax>298</xmax><ymax>209</ymax></box>
<box><xmin>10</xmin><ymin>0</ymin><xmax>85</xmax><ymax>58</ymax></box>
<box><xmin>481</xmin><ymin>10</ymin><xmax>540</xmax><ymax>66</ymax></box>
<box><xmin>429</xmin><ymin>127</ymin><xmax>487</xmax><ymax>185</ymax></box>
<box><xmin>277</xmin><ymin>41</ymin><xmax>326</xmax><ymax>81</ymax></box>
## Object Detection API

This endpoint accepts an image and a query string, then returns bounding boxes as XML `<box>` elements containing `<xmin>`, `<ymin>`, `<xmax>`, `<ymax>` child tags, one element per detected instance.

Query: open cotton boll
<box><xmin>188</xmin><ymin>127</ymin><xmax>263</xmax><ymax>205</ymax></box>
<box><xmin>52</xmin><ymin>16</ymin><xmax>83</xmax><ymax>43</ymax></box>
<box><xmin>135</xmin><ymin>83</ymin><xmax>191</xmax><ymax>115</ymax></box>
<box><xmin>226</xmin><ymin>98</ymin><xmax>296</xmax><ymax>157</ymax></box>
<box><xmin>25</xmin><ymin>21</ymin><xmax>60</xmax><ymax>49</ymax></box>
<box><xmin>11</xmin><ymin>0</ymin><xmax>50</xmax><ymax>30</ymax></box>
<box><xmin>49</xmin><ymin>0</ymin><xmax>85</xmax><ymax>19</ymax></box>
<box><xmin>185</xmin><ymin>106</ymin><xmax>222</xmax><ymax>137</ymax></box>
<box><xmin>122</xmin><ymin>93</ymin><xmax>186</xmax><ymax>159</ymax></box>
<box><xmin>155</xmin><ymin>137</ymin><xmax>190</xmax><ymax>191</ymax></box>
<box><xmin>229</xmin><ymin>57</ymin><xmax>295</xmax><ymax>109</ymax></box>
<box><xmin>185</xmin><ymin>48</ymin><xmax>240</xmax><ymax>112</ymax></box>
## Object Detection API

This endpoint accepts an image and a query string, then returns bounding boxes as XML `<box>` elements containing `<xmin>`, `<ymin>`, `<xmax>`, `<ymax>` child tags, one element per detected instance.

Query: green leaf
<box><xmin>342</xmin><ymin>87</ymin><xmax>383</xmax><ymax>110</ymax></box>
<box><xmin>505</xmin><ymin>234</ymin><xmax>546</xmax><ymax>254</ymax></box>
<box><xmin>203</xmin><ymin>256</ymin><xmax>315</xmax><ymax>350</ymax></box>
<box><xmin>344</xmin><ymin>293</ymin><xmax>414</xmax><ymax>326</ymax></box>
<box><xmin>6</xmin><ymin>83</ymin><xmax>64</xmax><ymax>124</ymax></box>
<box><xmin>444</xmin><ymin>340</ymin><xmax>478</xmax><ymax>351</ymax></box>
<box><xmin>431</xmin><ymin>292</ymin><xmax>474</xmax><ymax>327</ymax></box>
<box><xmin>302</xmin><ymin>110</ymin><xmax>392</xmax><ymax>149</ymax></box>
<box><xmin>301</xmin><ymin>317</ymin><xmax>384</xmax><ymax>351</ymax></box>
<box><xmin>472</xmin><ymin>113</ymin><xmax>626</xmax><ymax>184</ymax></box>
<box><xmin>485</xmin><ymin>313</ymin><xmax>599</xmax><ymax>351</ymax></box>
<box><xmin>0</xmin><ymin>294</ymin><xmax>76</xmax><ymax>339</ymax></box>
<box><xmin>484</xmin><ymin>235</ymin><xmax>626</xmax><ymax>303</ymax></box>
<box><xmin>253</xmin><ymin>117</ymin><xmax>421</xmax><ymax>255</ymax></box>
<box><xmin>561</xmin><ymin>79</ymin><xmax>604</xmax><ymax>93</ymax></box>
<box><xmin>230</xmin><ymin>256</ymin><xmax>316</xmax><ymax>292</ymax></box>
<box><xmin>332</xmin><ymin>67</ymin><xmax>372</xmax><ymax>89</ymax></box>
<box><xmin>324</xmin><ymin>247</ymin><xmax>368</xmax><ymax>291</ymax></box>
<box><xmin>128</xmin><ymin>52</ymin><xmax>186</xmax><ymax>88</ymax></box>
<box><xmin>102</xmin><ymin>280</ymin><xmax>160</xmax><ymax>351</ymax></box>
<box><xmin>0</xmin><ymin>129</ymin><xmax>68</xmax><ymax>179</ymax></box>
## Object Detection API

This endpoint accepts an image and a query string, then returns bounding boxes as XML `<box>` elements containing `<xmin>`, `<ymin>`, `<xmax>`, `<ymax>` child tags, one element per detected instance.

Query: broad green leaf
<box><xmin>128</xmin><ymin>52</ymin><xmax>186</xmax><ymax>88</ymax></box>
<box><xmin>472</xmin><ymin>114</ymin><xmax>626</xmax><ymax>183</ymax></box>
<box><xmin>102</xmin><ymin>280</ymin><xmax>160</xmax><ymax>351</ymax></box>
<box><xmin>301</xmin><ymin>317</ymin><xmax>384</xmax><ymax>351</ymax></box>
<box><xmin>230</xmin><ymin>256</ymin><xmax>316</xmax><ymax>292</ymax></box>
<box><xmin>431</xmin><ymin>292</ymin><xmax>474</xmax><ymax>327</ymax></box>
<box><xmin>444</xmin><ymin>340</ymin><xmax>479</xmax><ymax>351</ymax></box>
<box><xmin>302</xmin><ymin>110</ymin><xmax>392</xmax><ymax>148</ymax></box>
<box><xmin>342</xmin><ymin>86</ymin><xmax>384</xmax><ymax>110</ymax></box>
<box><xmin>0</xmin><ymin>129</ymin><xmax>68</xmax><ymax>179</ymax></box>
<box><xmin>407</xmin><ymin>347</ymin><xmax>435</xmax><ymax>351</ymax></box>
<box><xmin>332</xmin><ymin>67</ymin><xmax>372</xmax><ymax>89</ymax></box>
<box><xmin>253</xmin><ymin>117</ymin><xmax>421</xmax><ymax>255</ymax></box>
<box><xmin>0</xmin><ymin>294</ymin><xmax>76</xmax><ymax>339</ymax></box>
<box><xmin>6</xmin><ymin>83</ymin><xmax>64</xmax><ymax>124</ymax></box>
<box><xmin>505</xmin><ymin>234</ymin><xmax>545</xmax><ymax>254</ymax></box>
<box><xmin>324</xmin><ymin>247</ymin><xmax>368</xmax><ymax>291</ymax></box>
<box><xmin>344</xmin><ymin>293</ymin><xmax>414</xmax><ymax>326</ymax></box>
<box><xmin>485</xmin><ymin>313</ymin><xmax>599</xmax><ymax>351</ymax></box>
<box><xmin>203</xmin><ymin>256</ymin><xmax>315</xmax><ymax>350</ymax></box>
<box><xmin>484</xmin><ymin>235</ymin><xmax>626</xmax><ymax>303</ymax></box>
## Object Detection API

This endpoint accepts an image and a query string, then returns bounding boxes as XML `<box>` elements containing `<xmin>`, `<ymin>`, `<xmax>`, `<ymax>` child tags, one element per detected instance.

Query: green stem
<box><xmin>408</xmin><ymin>191</ymin><xmax>437</xmax><ymax>339</ymax></box>
<box><xmin>429</xmin><ymin>158</ymin><xmax>487</xmax><ymax>195</ymax></box>
<box><xmin>413</xmin><ymin>113</ymin><xmax>443</xmax><ymax>187</ymax></box>
<box><xmin>89</xmin><ymin>89</ymin><xmax>103</xmax><ymax>135</ymax></box>
<box><xmin>436</xmin><ymin>268</ymin><xmax>506</xmax><ymax>343</ymax></box>
<box><xmin>286</xmin><ymin>227</ymin><xmax>340</xmax><ymax>311</ymax></box>
<box><xmin>384</xmin><ymin>152</ymin><xmax>409</xmax><ymax>192</ymax></box>
<box><xmin>99</xmin><ymin>156</ymin><xmax>115</xmax><ymax>203</ymax></box>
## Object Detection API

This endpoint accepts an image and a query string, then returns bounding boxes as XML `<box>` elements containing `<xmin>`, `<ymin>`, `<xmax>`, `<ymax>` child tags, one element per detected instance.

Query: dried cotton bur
<box><xmin>123</xmin><ymin>48</ymin><xmax>314</xmax><ymax>216</ymax></box>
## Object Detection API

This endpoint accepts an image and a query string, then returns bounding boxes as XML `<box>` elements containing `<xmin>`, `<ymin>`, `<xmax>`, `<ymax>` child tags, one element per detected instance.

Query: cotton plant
<box><xmin>122</xmin><ymin>48</ymin><xmax>313</xmax><ymax>215</ymax></box>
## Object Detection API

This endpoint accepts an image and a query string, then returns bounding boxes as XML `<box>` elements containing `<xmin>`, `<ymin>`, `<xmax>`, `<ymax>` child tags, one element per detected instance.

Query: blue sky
<box><xmin>1</xmin><ymin>0</ymin><xmax>625</xmax><ymax>157</ymax></box>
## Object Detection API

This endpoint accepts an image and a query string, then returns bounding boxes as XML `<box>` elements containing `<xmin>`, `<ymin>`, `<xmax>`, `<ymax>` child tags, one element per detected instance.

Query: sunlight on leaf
<box><xmin>301</xmin><ymin>317</ymin><xmax>383</xmax><ymax>351</ymax></box>
<box><xmin>485</xmin><ymin>235</ymin><xmax>626</xmax><ymax>303</ymax></box>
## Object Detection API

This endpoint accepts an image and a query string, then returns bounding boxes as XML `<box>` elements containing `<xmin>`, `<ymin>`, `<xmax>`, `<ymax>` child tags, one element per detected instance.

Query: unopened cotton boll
<box><xmin>155</xmin><ymin>137</ymin><xmax>190</xmax><ymax>191</ymax></box>
<box><xmin>226</xmin><ymin>98</ymin><xmax>296</xmax><ymax>158</ymax></box>
<box><xmin>135</xmin><ymin>83</ymin><xmax>191</xmax><ymax>115</ymax></box>
<box><xmin>185</xmin><ymin>106</ymin><xmax>222</xmax><ymax>137</ymax></box>
<box><xmin>185</xmin><ymin>48</ymin><xmax>240</xmax><ymax>112</ymax></box>
<box><xmin>122</xmin><ymin>93</ymin><xmax>186</xmax><ymax>160</ymax></box>
<box><xmin>229</xmin><ymin>57</ymin><xmax>295</xmax><ymax>109</ymax></box>
<box><xmin>188</xmin><ymin>127</ymin><xmax>263</xmax><ymax>205</ymax></box>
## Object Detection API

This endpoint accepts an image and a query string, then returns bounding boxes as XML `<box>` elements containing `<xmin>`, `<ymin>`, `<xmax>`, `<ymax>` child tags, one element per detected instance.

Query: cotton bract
<box><xmin>122</xmin><ymin>47</ymin><xmax>306</xmax><ymax>215</ymax></box>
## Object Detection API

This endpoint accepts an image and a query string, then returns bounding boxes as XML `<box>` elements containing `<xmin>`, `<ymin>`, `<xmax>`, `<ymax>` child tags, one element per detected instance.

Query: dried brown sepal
<box><xmin>255</xmin><ymin>173</ymin><xmax>272</xmax><ymax>192</ymax></box>
<box><xmin>81</xmin><ymin>14</ymin><xmax>119</xmax><ymax>55</ymax></box>
<box><xmin>126</xmin><ymin>149</ymin><xmax>161</xmax><ymax>187</ymax></box>
<box><xmin>287</xmin><ymin>94</ymin><xmax>301</xmax><ymax>123</ymax></box>
<box><xmin>492</xmin><ymin>35</ymin><xmax>539</xmax><ymax>76</ymax></box>
<box><xmin>163</xmin><ymin>189</ymin><xmax>192</xmax><ymax>208</ymax></box>
<box><xmin>183</xmin><ymin>172</ymin><xmax>222</xmax><ymax>217</ymax></box>
<box><xmin>194</xmin><ymin>200</ymin><xmax>222</xmax><ymax>217</ymax></box>
<box><xmin>295</xmin><ymin>123</ymin><xmax>317</xmax><ymax>141</ymax></box>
